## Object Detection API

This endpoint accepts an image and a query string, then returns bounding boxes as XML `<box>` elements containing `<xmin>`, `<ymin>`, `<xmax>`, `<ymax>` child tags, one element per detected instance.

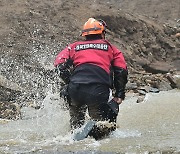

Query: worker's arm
<box><xmin>54</xmin><ymin>46</ymin><xmax>73</xmax><ymax>84</ymax></box>
<box><xmin>113</xmin><ymin>66</ymin><xmax>128</xmax><ymax>104</ymax></box>
<box><xmin>111</xmin><ymin>45</ymin><xmax>128</xmax><ymax>103</ymax></box>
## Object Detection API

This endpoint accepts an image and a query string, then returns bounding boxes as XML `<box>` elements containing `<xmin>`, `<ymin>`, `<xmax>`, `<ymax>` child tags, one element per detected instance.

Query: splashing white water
<box><xmin>0</xmin><ymin>89</ymin><xmax>180</xmax><ymax>153</ymax></box>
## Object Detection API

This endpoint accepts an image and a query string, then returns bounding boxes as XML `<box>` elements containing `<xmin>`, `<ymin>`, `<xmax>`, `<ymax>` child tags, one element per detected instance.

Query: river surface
<box><xmin>0</xmin><ymin>89</ymin><xmax>180</xmax><ymax>154</ymax></box>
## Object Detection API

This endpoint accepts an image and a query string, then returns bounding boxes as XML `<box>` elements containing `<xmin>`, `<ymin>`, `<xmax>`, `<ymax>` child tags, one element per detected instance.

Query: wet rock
<box><xmin>137</xmin><ymin>89</ymin><xmax>147</xmax><ymax>95</ymax></box>
<box><xmin>137</xmin><ymin>95</ymin><xmax>145</xmax><ymax>103</ymax></box>
<box><xmin>137</xmin><ymin>86</ymin><xmax>152</xmax><ymax>95</ymax></box>
<box><xmin>149</xmin><ymin>87</ymin><xmax>160</xmax><ymax>93</ymax></box>
<box><xmin>138</xmin><ymin>86</ymin><xmax>150</xmax><ymax>93</ymax></box>
<box><xmin>0</xmin><ymin>102</ymin><xmax>21</xmax><ymax>120</ymax></box>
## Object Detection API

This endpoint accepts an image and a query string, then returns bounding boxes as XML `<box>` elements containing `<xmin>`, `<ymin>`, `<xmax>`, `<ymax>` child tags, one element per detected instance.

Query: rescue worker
<box><xmin>54</xmin><ymin>18</ymin><xmax>128</xmax><ymax>139</ymax></box>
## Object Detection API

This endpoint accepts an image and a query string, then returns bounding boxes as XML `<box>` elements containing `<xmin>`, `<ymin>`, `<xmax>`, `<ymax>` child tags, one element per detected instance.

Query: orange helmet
<box><xmin>82</xmin><ymin>18</ymin><xmax>107</xmax><ymax>36</ymax></box>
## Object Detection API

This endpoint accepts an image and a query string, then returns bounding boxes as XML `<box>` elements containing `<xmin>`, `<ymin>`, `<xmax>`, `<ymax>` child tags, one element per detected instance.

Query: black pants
<box><xmin>68</xmin><ymin>82</ymin><xmax>117</xmax><ymax>129</ymax></box>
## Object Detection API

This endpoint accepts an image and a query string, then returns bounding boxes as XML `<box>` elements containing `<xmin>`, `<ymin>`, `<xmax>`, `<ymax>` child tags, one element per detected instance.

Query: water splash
<box><xmin>0</xmin><ymin>89</ymin><xmax>180</xmax><ymax>153</ymax></box>
<box><xmin>111</xmin><ymin>129</ymin><xmax>141</xmax><ymax>138</ymax></box>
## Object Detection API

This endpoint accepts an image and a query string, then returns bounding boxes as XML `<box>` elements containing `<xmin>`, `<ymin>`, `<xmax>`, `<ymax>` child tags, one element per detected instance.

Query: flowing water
<box><xmin>0</xmin><ymin>89</ymin><xmax>180</xmax><ymax>154</ymax></box>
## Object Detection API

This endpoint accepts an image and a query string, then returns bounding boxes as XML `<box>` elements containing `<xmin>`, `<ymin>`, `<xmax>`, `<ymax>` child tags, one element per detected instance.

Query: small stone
<box><xmin>137</xmin><ymin>95</ymin><xmax>145</xmax><ymax>103</ymax></box>
<box><xmin>138</xmin><ymin>86</ymin><xmax>150</xmax><ymax>92</ymax></box>
<box><xmin>137</xmin><ymin>89</ymin><xmax>147</xmax><ymax>95</ymax></box>
<box><xmin>149</xmin><ymin>87</ymin><xmax>160</xmax><ymax>93</ymax></box>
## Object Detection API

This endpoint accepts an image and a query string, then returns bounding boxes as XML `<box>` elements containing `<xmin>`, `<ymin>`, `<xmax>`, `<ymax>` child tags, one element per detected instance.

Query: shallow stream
<box><xmin>0</xmin><ymin>89</ymin><xmax>180</xmax><ymax>153</ymax></box>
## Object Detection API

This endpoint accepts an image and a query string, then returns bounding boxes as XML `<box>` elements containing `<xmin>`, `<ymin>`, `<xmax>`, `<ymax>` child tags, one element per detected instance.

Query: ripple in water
<box><xmin>0</xmin><ymin>89</ymin><xmax>180</xmax><ymax>153</ymax></box>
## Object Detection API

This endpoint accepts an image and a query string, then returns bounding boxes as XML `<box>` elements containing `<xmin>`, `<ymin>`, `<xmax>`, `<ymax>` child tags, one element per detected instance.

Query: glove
<box><xmin>107</xmin><ymin>99</ymin><xmax>119</xmax><ymax>115</ymax></box>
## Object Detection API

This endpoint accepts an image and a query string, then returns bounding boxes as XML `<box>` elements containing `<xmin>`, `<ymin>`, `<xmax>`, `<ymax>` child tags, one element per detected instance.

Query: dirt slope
<box><xmin>111</xmin><ymin>0</ymin><xmax>180</xmax><ymax>27</ymax></box>
<box><xmin>0</xmin><ymin>0</ymin><xmax>179</xmax><ymax>103</ymax></box>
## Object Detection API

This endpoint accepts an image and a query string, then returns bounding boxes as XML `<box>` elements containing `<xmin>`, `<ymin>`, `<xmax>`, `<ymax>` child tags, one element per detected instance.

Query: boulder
<box><xmin>142</xmin><ymin>61</ymin><xmax>173</xmax><ymax>74</ymax></box>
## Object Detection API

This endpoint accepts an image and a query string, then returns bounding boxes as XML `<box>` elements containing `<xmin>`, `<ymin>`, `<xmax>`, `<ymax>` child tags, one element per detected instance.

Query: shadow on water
<box><xmin>0</xmin><ymin>89</ymin><xmax>180</xmax><ymax>153</ymax></box>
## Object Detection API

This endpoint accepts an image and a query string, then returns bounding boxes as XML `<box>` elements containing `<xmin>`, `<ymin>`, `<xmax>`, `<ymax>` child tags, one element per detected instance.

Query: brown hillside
<box><xmin>0</xmin><ymin>0</ymin><xmax>179</xmax><ymax>102</ymax></box>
